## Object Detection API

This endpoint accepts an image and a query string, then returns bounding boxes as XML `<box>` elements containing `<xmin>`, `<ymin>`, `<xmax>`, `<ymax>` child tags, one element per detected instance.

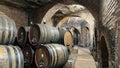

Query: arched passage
<box><xmin>41</xmin><ymin>3</ymin><xmax>95</xmax><ymax>47</ymax></box>
<box><xmin>100</xmin><ymin>36</ymin><xmax>109</xmax><ymax>68</ymax></box>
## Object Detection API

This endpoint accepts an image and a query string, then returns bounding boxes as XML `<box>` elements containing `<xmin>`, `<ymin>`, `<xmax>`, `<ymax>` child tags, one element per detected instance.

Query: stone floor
<box><xmin>65</xmin><ymin>46</ymin><xmax>97</xmax><ymax>68</ymax></box>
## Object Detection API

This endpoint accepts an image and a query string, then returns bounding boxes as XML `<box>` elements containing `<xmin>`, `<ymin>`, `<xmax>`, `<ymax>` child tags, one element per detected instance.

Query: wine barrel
<box><xmin>0</xmin><ymin>45</ymin><xmax>24</xmax><ymax>68</ymax></box>
<box><xmin>35</xmin><ymin>44</ymin><xmax>69</xmax><ymax>68</ymax></box>
<box><xmin>64</xmin><ymin>28</ymin><xmax>79</xmax><ymax>48</ymax></box>
<box><xmin>0</xmin><ymin>14</ymin><xmax>17</xmax><ymax>44</ymax></box>
<box><xmin>17</xmin><ymin>26</ymin><xmax>30</xmax><ymax>45</ymax></box>
<box><xmin>22</xmin><ymin>44</ymin><xmax>34</xmax><ymax>66</ymax></box>
<box><xmin>64</xmin><ymin>30</ymin><xmax>74</xmax><ymax>47</ymax></box>
<box><xmin>28</xmin><ymin>24</ymin><xmax>59</xmax><ymax>45</ymax></box>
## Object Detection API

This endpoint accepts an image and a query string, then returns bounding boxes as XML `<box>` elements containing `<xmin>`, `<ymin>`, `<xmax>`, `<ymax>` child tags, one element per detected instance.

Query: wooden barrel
<box><xmin>64</xmin><ymin>28</ymin><xmax>79</xmax><ymax>48</ymax></box>
<box><xmin>0</xmin><ymin>14</ymin><xmax>17</xmax><ymax>45</ymax></box>
<box><xmin>64</xmin><ymin>30</ymin><xmax>74</xmax><ymax>47</ymax></box>
<box><xmin>22</xmin><ymin>44</ymin><xmax>34</xmax><ymax>66</ymax></box>
<box><xmin>0</xmin><ymin>45</ymin><xmax>24</xmax><ymax>68</ymax></box>
<box><xmin>28</xmin><ymin>24</ymin><xmax>59</xmax><ymax>45</ymax></box>
<box><xmin>35</xmin><ymin>44</ymin><xmax>69</xmax><ymax>68</ymax></box>
<box><xmin>17</xmin><ymin>26</ymin><xmax>30</xmax><ymax>45</ymax></box>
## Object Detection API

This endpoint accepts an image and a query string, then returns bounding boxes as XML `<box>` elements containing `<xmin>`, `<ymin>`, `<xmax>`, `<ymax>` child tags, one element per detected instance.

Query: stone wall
<box><xmin>0</xmin><ymin>4</ymin><xmax>28</xmax><ymax>30</ymax></box>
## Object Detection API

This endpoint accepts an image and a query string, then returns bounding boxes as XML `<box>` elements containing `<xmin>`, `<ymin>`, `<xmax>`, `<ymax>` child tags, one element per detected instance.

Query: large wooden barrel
<box><xmin>0</xmin><ymin>45</ymin><xmax>24</xmax><ymax>68</ymax></box>
<box><xmin>17</xmin><ymin>26</ymin><xmax>30</xmax><ymax>45</ymax></box>
<box><xmin>64</xmin><ymin>30</ymin><xmax>73</xmax><ymax>47</ymax></box>
<box><xmin>28</xmin><ymin>24</ymin><xmax>59</xmax><ymax>45</ymax></box>
<box><xmin>35</xmin><ymin>44</ymin><xmax>69</xmax><ymax>68</ymax></box>
<box><xmin>22</xmin><ymin>44</ymin><xmax>34</xmax><ymax>66</ymax></box>
<box><xmin>64</xmin><ymin>27</ymin><xmax>79</xmax><ymax>48</ymax></box>
<box><xmin>0</xmin><ymin>14</ymin><xmax>17</xmax><ymax>45</ymax></box>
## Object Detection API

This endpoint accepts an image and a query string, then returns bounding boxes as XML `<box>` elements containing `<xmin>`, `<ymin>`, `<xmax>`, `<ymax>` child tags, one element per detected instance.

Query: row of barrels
<box><xmin>0</xmin><ymin>13</ymin><xmax>69</xmax><ymax>68</ymax></box>
<box><xmin>16</xmin><ymin>24</ymin><xmax>70</xmax><ymax>68</ymax></box>
<box><xmin>22</xmin><ymin>44</ymin><xmax>69</xmax><ymax>68</ymax></box>
<box><xmin>16</xmin><ymin>23</ymin><xmax>87</xmax><ymax>68</ymax></box>
<box><xmin>17</xmin><ymin>24</ymin><xmax>90</xmax><ymax>48</ymax></box>
<box><xmin>0</xmin><ymin>13</ymin><xmax>90</xmax><ymax>48</ymax></box>
<box><xmin>0</xmin><ymin>12</ymin><xmax>90</xmax><ymax>68</ymax></box>
<box><xmin>0</xmin><ymin>44</ymin><xmax>69</xmax><ymax>68</ymax></box>
<box><xmin>17</xmin><ymin>24</ymin><xmax>82</xmax><ymax>47</ymax></box>
<box><xmin>16</xmin><ymin>19</ymin><xmax>90</xmax><ymax>68</ymax></box>
<box><xmin>0</xmin><ymin>15</ymin><xmax>81</xmax><ymax>47</ymax></box>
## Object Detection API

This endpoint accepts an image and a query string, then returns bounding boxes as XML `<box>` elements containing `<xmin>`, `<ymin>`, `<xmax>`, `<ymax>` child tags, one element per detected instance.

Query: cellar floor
<box><xmin>65</xmin><ymin>47</ymin><xmax>97</xmax><ymax>68</ymax></box>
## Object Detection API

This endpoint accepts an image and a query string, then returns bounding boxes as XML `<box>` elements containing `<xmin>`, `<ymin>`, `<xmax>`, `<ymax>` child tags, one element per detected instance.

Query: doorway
<box><xmin>100</xmin><ymin>36</ymin><xmax>109</xmax><ymax>68</ymax></box>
